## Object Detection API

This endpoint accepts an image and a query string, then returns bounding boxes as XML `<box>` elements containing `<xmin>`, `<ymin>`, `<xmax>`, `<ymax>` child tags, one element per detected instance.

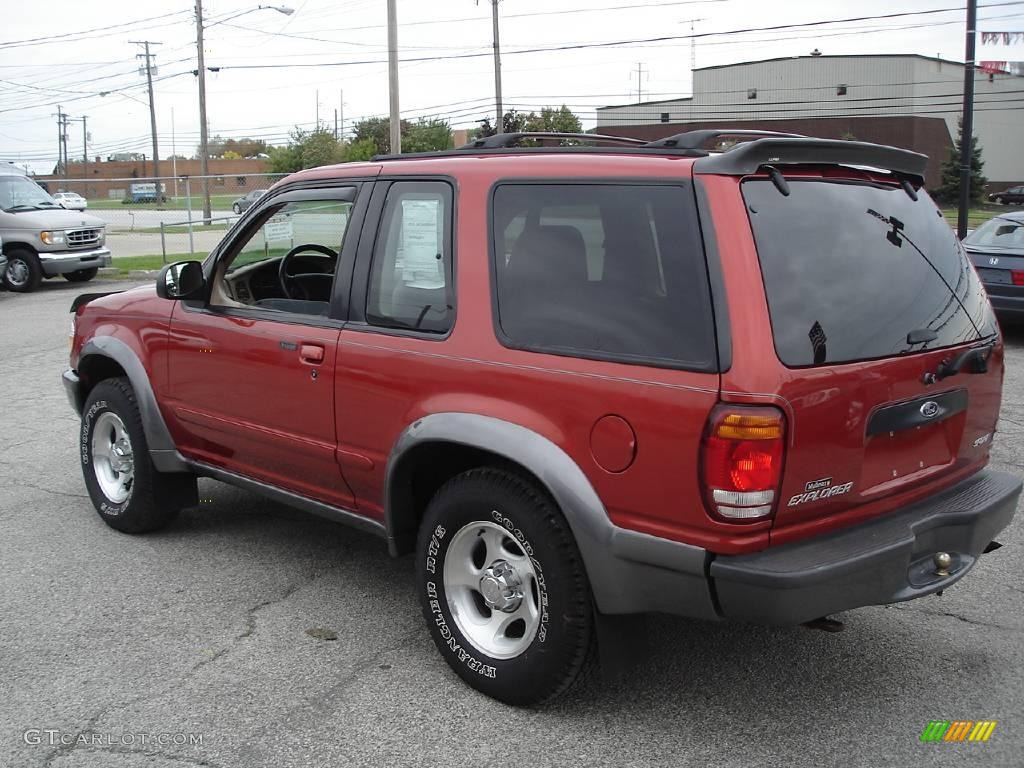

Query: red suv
<box><xmin>63</xmin><ymin>131</ymin><xmax>1020</xmax><ymax>705</ymax></box>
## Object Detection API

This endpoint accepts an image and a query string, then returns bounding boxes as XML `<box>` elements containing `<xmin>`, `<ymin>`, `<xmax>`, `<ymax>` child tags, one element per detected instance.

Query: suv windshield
<box><xmin>965</xmin><ymin>216</ymin><xmax>1024</xmax><ymax>249</ymax></box>
<box><xmin>744</xmin><ymin>178</ymin><xmax>997</xmax><ymax>367</ymax></box>
<box><xmin>0</xmin><ymin>175</ymin><xmax>59</xmax><ymax>211</ymax></box>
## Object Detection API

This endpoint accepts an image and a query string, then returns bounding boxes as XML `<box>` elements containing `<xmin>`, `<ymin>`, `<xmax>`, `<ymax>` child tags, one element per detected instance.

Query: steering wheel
<box><xmin>278</xmin><ymin>243</ymin><xmax>338</xmax><ymax>300</ymax></box>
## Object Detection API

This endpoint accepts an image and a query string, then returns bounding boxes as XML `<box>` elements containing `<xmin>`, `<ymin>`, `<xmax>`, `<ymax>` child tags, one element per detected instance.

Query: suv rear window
<box><xmin>491</xmin><ymin>183</ymin><xmax>716</xmax><ymax>370</ymax></box>
<box><xmin>744</xmin><ymin>179</ymin><xmax>997</xmax><ymax>367</ymax></box>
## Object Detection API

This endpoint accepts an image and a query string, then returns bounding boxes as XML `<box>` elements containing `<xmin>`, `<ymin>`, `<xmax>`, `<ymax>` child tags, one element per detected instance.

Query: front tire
<box><xmin>80</xmin><ymin>377</ymin><xmax>196</xmax><ymax>533</ymax></box>
<box><xmin>64</xmin><ymin>267</ymin><xmax>98</xmax><ymax>283</ymax></box>
<box><xmin>3</xmin><ymin>248</ymin><xmax>43</xmax><ymax>292</ymax></box>
<box><xmin>416</xmin><ymin>468</ymin><xmax>595</xmax><ymax>705</ymax></box>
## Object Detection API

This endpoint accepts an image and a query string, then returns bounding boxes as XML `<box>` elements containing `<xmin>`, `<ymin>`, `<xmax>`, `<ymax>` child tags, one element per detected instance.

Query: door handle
<box><xmin>299</xmin><ymin>343</ymin><xmax>325</xmax><ymax>364</ymax></box>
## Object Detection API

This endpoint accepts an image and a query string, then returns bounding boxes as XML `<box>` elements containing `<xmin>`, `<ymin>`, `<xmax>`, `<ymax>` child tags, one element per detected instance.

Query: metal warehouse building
<box><xmin>596</xmin><ymin>54</ymin><xmax>1023</xmax><ymax>190</ymax></box>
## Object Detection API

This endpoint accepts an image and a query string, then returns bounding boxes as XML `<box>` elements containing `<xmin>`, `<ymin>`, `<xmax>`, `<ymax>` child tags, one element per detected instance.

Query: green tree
<box><xmin>475</xmin><ymin>109</ymin><xmax>531</xmax><ymax>137</ymax></box>
<box><xmin>475</xmin><ymin>106</ymin><xmax>582</xmax><ymax>140</ymax></box>
<box><xmin>267</xmin><ymin>143</ymin><xmax>300</xmax><ymax>174</ymax></box>
<box><xmin>403</xmin><ymin>118</ymin><xmax>453</xmax><ymax>153</ymax></box>
<box><xmin>352</xmin><ymin>116</ymin><xmax>411</xmax><ymax>155</ymax></box>
<box><xmin>349</xmin><ymin>116</ymin><xmax>451</xmax><ymax>154</ymax></box>
<box><xmin>265</xmin><ymin>127</ymin><xmax>343</xmax><ymax>173</ymax></box>
<box><xmin>341</xmin><ymin>138</ymin><xmax>378</xmax><ymax>162</ymax></box>
<box><xmin>525</xmin><ymin>105</ymin><xmax>582</xmax><ymax>133</ymax></box>
<box><xmin>934</xmin><ymin>118</ymin><xmax>987</xmax><ymax>205</ymax></box>
<box><xmin>223</xmin><ymin>137</ymin><xmax>268</xmax><ymax>158</ymax></box>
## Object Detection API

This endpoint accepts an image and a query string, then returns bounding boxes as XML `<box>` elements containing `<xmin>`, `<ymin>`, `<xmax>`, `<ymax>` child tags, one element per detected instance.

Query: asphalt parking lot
<box><xmin>2</xmin><ymin>279</ymin><xmax>1022</xmax><ymax>768</ymax></box>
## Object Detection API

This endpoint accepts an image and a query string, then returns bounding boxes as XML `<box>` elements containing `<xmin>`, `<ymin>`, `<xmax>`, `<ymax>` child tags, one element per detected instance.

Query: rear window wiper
<box><xmin>906</xmin><ymin>328</ymin><xmax>938</xmax><ymax>345</ymax></box>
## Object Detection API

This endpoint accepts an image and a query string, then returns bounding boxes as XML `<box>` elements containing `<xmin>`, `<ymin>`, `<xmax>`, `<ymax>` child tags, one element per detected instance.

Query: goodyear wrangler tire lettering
<box><xmin>80</xmin><ymin>378</ymin><xmax>193</xmax><ymax>534</ymax></box>
<box><xmin>415</xmin><ymin>467</ymin><xmax>595</xmax><ymax>706</ymax></box>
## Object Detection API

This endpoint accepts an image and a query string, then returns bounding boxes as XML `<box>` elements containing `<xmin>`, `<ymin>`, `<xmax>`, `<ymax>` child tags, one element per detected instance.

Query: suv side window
<box><xmin>366</xmin><ymin>181</ymin><xmax>454</xmax><ymax>334</ymax></box>
<box><xmin>491</xmin><ymin>183</ymin><xmax>716</xmax><ymax>370</ymax></box>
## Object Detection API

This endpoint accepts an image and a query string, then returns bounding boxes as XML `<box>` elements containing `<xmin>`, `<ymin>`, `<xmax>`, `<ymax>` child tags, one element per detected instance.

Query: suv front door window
<box><xmin>211</xmin><ymin>197</ymin><xmax>354</xmax><ymax>317</ymax></box>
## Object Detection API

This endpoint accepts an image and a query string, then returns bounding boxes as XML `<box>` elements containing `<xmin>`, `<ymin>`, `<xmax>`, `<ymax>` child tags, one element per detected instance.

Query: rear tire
<box><xmin>2</xmin><ymin>248</ymin><xmax>43</xmax><ymax>292</ymax></box>
<box><xmin>416</xmin><ymin>468</ymin><xmax>595</xmax><ymax>705</ymax></box>
<box><xmin>232</xmin><ymin>203</ymin><xmax>241</xmax><ymax>214</ymax></box>
<box><xmin>63</xmin><ymin>267</ymin><xmax>98</xmax><ymax>283</ymax></box>
<box><xmin>80</xmin><ymin>377</ymin><xmax>197</xmax><ymax>533</ymax></box>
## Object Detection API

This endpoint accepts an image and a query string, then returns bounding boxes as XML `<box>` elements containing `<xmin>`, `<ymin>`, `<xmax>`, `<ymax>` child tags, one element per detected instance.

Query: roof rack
<box><xmin>643</xmin><ymin>129</ymin><xmax>804</xmax><ymax>149</ymax></box>
<box><xmin>459</xmin><ymin>132</ymin><xmax>648</xmax><ymax>149</ymax></box>
<box><xmin>694</xmin><ymin>136</ymin><xmax>928</xmax><ymax>183</ymax></box>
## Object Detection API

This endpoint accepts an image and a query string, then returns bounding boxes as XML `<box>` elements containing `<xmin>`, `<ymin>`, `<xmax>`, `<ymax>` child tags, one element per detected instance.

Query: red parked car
<box><xmin>64</xmin><ymin>130</ymin><xmax>1020</xmax><ymax>705</ymax></box>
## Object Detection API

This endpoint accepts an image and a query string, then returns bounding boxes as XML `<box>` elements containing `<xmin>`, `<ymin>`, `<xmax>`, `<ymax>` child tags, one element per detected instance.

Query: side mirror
<box><xmin>156</xmin><ymin>260</ymin><xmax>205</xmax><ymax>300</ymax></box>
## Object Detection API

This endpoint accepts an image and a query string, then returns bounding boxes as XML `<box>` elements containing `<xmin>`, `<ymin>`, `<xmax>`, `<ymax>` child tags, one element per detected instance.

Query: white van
<box><xmin>0</xmin><ymin>163</ymin><xmax>111</xmax><ymax>292</ymax></box>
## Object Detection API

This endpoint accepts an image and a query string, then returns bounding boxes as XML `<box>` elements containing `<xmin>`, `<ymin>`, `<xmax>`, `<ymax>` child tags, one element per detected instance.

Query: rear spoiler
<box><xmin>693</xmin><ymin>136</ymin><xmax>928</xmax><ymax>185</ymax></box>
<box><xmin>70</xmin><ymin>291</ymin><xmax>121</xmax><ymax>313</ymax></box>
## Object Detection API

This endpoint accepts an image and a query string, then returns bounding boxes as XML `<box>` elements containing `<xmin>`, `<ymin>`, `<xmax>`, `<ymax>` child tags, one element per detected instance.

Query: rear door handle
<box><xmin>300</xmin><ymin>343</ymin><xmax>325</xmax><ymax>364</ymax></box>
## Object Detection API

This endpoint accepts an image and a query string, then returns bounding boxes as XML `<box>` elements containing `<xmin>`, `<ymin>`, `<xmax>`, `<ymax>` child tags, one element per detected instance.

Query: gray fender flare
<box><xmin>77</xmin><ymin>336</ymin><xmax>190</xmax><ymax>473</ymax></box>
<box><xmin>385</xmin><ymin>412</ymin><xmax>715</xmax><ymax>617</ymax></box>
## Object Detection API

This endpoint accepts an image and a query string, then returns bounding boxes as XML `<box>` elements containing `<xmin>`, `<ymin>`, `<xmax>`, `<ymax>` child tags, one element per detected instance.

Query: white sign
<box><xmin>399</xmin><ymin>199</ymin><xmax>443</xmax><ymax>289</ymax></box>
<box><xmin>264</xmin><ymin>215</ymin><xmax>293</xmax><ymax>243</ymax></box>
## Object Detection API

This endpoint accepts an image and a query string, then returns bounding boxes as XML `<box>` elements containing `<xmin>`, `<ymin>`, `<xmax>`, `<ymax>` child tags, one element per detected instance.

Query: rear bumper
<box><xmin>986</xmin><ymin>291</ymin><xmax>1024</xmax><ymax>318</ymax></box>
<box><xmin>709</xmin><ymin>469</ymin><xmax>1021</xmax><ymax>624</ymax></box>
<box><xmin>39</xmin><ymin>247</ymin><xmax>111</xmax><ymax>276</ymax></box>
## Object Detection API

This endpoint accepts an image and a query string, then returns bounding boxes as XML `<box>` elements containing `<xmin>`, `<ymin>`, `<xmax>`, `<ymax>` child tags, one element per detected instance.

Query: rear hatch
<box><xmin>741</xmin><ymin>171</ymin><xmax>1003</xmax><ymax>540</ymax></box>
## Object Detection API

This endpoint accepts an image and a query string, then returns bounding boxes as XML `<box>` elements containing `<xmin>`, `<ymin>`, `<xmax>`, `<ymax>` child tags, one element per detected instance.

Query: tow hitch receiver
<box><xmin>802</xmin><ymin>616</ymin><xmax>845</xmax><ymax>633</ymax></box>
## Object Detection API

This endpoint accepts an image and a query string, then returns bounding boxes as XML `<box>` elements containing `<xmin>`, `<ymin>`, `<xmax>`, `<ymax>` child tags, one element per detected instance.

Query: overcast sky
<box><xmin>2</xmin><ymin>0</ymin><xmax>1023</xmax><ymax>172</ymax></box>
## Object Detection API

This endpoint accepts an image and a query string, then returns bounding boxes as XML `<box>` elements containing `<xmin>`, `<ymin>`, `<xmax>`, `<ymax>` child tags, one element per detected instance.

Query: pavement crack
<box><xmin>46</xmin><ymin>743</ymin><xmax>221</xmax><ymax>768</ymax></box>
<box><xmin>11</xmin><ymin>481</ymin><xmax>88</xmax><ymax>500</ymax></box>
<box><xmin>893</xmin><ymin>603</ymin><xmax>1021</xmax><ymax>631</ymax></box>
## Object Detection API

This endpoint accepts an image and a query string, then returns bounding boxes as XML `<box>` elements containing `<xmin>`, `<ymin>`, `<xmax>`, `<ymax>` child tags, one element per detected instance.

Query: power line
<box><xmin>0</xmin><ymin>10</ymin><xmax>189</xmax><ymax>51</ymax></box>
<box><xmin>207</xmin><ymin>2</ymin><xmax>1024</xmax><ymax>72</ymax></box>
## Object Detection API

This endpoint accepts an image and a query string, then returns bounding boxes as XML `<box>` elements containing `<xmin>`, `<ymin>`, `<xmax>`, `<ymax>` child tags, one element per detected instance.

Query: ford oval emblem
<box><xmin>920</xmin><ymin>401</ymin><xmax>940</xmax><ymax>419</ymax></box>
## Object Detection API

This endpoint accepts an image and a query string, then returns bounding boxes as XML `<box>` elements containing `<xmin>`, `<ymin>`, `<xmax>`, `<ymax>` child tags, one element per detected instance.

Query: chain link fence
<box><xmin>39</xmin><ymin>173</ymin><xmax>287</xmax><ymax>266</ymax></box>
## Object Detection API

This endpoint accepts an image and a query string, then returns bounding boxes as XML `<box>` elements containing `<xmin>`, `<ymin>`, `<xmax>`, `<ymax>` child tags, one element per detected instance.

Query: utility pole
<box><xmin>316</xmin><ymin>88</ymin><xmax>320</xmax><ymax>128</ymax></box>
<box><xmin>55</xmin><ymin>106</ymin><xmax>65</xmax><ymax>179</ymax></box>
<box><xmin>334</xmin><ymin>109</ymin><xmax>338</xmax><ymax>140</ymax></box>
<box><xmin>80</xmin><ymin>116</ymin><xmax>88</xmax><ymax>183</ymax></box>
<box><xmin>631</xmin><ymin>62</ymin><xmax>646</xmax><ymax>102</ymax></box>
<box><xmin>133</xmin><ymin>40</ymin><xmax>162</xmax><ymax>187</ymax></box>
<box><xmin>490</xmin><ymin>0</ymin><xmax>503</xmax><ymax>129</ymax></box>
<box><xmin>67</xmin><ymin>116</ymin><xmax>88</xmax><ymax>192</ymax></box>
<box><xmin>957</xmin><ymin>0</ymin><xmax>978</xmax><ymax>240</ymax></box>
<box><xmin>171</xmin><ymin>106</ymin><xmax>178</xmax><ymax>198</ymax></box>
<box><xmin>195</xmin><ymin>0</ymin><xmax>211</xmax><ymax>222</ymax></box>
<box><xmin>387</xmin><ymin>0</ymin><xmax>401</xmax><ymax>154</ymax></box>
<box><xmin>682</xmin><ymin>18</ymin><xmax>705</xmax><ymax>96</ymax></box>
<box><xmin>339</xmin><ymin>89</ymin><xmax>344</xmax><ymax>141</ymax></box>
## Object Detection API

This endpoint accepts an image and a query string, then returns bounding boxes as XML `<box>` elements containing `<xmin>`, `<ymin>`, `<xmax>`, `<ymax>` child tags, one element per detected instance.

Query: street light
<box><xmin>195</xmin><ymin>2</ymin><xmax>294</xmax><ymax>223</ymax></box>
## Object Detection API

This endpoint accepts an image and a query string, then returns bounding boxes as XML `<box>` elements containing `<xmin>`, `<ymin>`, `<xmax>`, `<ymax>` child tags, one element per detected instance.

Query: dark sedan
<box><xmin>964</xmin><ymin>211</ymin><xmax>1024</xmax><ymax>319</ymax></box>
<box><xmin>989</xmin><ymin>186</ymin><xmax>1024</xmax><ymax>205</ymax></box>
<box><xmin>231</xmin><ymin>188</ymin><xmax>267</xmax><ymax>214</ymax></box>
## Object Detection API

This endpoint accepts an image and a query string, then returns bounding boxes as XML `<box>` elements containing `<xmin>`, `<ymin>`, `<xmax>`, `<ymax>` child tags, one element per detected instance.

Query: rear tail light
<box><xmin>701</xmin><ymin>406</ymin><xmax>786</xmax><ymax>523</ymax></box>
<box><xmin>1011</xmin><ymin>270</ymin><xmax>1024</xmax><ymax>286</ymax></box>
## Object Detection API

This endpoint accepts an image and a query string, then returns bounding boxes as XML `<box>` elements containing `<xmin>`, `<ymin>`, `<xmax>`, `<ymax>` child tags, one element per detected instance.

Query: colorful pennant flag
<box><xmin>980</xmin><ymin>31</ymin><xmax>1024</xmax><ymax>44</ymax></box>
<box><xmin>980</xmin><ymin>61</ymin><xmax>1024</xmax><ymax>76</ymax></box>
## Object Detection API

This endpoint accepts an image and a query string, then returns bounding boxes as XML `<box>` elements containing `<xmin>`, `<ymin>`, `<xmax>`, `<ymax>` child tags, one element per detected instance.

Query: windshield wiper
<box><xmin>3</xmin><ymin>204</ymin><xmax>40</xmax><ymax>211</ymax></box>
